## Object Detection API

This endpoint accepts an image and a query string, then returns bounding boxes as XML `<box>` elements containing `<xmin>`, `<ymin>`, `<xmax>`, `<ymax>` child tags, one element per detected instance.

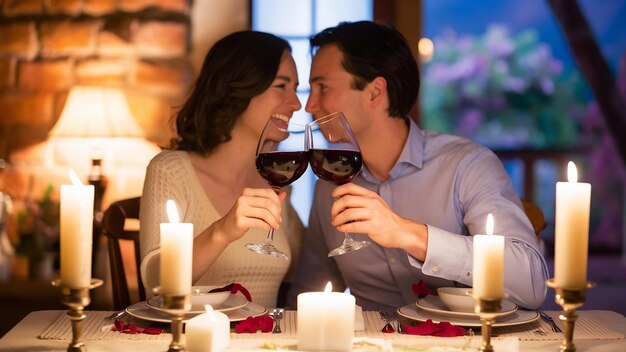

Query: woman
<box><xmin>139</xmin><ymin>31</ymin><xmax>304</xmax><ymax>308</ymax></box>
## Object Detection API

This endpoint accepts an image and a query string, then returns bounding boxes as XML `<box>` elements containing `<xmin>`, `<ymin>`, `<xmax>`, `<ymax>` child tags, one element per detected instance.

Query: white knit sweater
<box><xmin>139</xmin><ymin>151</ymin><xmax>303</xmax><ymax>308</ymax></box>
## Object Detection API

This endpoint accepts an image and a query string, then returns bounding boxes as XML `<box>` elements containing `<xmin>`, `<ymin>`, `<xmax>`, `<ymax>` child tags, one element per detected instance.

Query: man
<box><xmin>288</xmin><ymin>21</ymin><xmax>548</xmax><ymax>311</ymax></box>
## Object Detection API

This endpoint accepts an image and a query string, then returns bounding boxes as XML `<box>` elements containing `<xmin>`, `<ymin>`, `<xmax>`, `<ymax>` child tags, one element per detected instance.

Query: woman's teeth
<box><xmin>271</xmin><ymin>113</ymin><xmax>289</xmax><ymax>122</ymax></box>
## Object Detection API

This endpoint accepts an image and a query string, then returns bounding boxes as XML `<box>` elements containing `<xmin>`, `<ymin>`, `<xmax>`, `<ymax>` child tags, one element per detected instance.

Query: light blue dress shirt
<box><xmin>288</xmin><ymin>119</ymin><xmax>549</xmax><ymax>311</ymax></box>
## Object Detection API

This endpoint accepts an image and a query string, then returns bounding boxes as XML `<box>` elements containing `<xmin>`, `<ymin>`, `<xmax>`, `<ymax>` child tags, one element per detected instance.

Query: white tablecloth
<box><xmin>1</xmin><ymin>310</ymin><xmax>625</xmax><ymax>351</ymax></box>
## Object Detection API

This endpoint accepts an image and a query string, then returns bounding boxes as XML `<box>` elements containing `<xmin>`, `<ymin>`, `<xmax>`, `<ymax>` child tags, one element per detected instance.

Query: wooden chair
<box><xmin>101</xmin><ymin>197</ymin><xmax>146</xmax><ymax>310</ymax></box>
<box><xmin>521</xmin><ymin>199</ymin><xmax>546</xmax><ymax>244</ymax></box>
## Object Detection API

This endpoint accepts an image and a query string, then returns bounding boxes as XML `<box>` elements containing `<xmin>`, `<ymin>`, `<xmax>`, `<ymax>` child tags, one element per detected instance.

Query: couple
<box><xmin>139</xmin><ymin>21</ymin><xmax>549</xmax><ymax>311</ymax></box>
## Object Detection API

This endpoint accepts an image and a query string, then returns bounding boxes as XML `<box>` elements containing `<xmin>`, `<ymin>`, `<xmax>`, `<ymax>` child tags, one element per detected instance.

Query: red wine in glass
<box><xmin>256</xmin><ymin>151</ymin><xmax>309</xmax><ymax>188</ymax></box>
<box><xmin>308</xmin><ymin>112</ymin><xmax>371</xmax><ymax>257</ymax></box>
<box><xmin>309</xmin><ymin>149</ymin><xmax>362</xmax><ymax>185</ymax></box>
<box><xmin>245</xmin><ymin>118</ymin><xmax>308</xmax><ymax>260</ymax></box>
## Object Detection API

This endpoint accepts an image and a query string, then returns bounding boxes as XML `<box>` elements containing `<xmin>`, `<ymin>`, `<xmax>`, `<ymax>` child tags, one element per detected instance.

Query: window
<box><xmin>252</xmin><ymin>0</ymin><xmax>373</xmax><ymax>224</ymax></box>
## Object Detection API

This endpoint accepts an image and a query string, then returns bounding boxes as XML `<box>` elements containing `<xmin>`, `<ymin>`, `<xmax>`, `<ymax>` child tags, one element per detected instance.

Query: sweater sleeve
<box><xmin>139</xmin><ymin>152</ymin><xmax>187</xmax><ymax>296</ymax></box>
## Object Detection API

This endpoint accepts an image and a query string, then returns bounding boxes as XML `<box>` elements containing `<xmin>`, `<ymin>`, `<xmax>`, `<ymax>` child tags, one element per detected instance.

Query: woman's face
<box><xmin>240</xmin><ymin>50</ymin><xmax>301</xmax><ymax>136</ymax></box>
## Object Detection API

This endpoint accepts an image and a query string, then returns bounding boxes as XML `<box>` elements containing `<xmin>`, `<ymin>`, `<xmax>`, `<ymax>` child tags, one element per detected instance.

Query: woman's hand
<box><xmin>214</xmin><ymin>188</ymin><xmax>286</xmax><ymax>244</ymax></box>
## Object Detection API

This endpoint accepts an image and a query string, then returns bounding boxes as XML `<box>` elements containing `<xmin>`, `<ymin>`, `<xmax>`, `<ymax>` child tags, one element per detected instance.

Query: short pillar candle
<box><xmin>297</xmin><ymin>282</ymin><xmax>355</xmax><ymax>351</ymax></box>
<box><xmin>185</xmin><ymin>305</ymin><xmax>230</xmax><ymax>352</ymax></box>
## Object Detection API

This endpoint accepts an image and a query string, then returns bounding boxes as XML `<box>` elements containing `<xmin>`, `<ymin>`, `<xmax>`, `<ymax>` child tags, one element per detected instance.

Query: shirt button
<box><xmin>389</xmin><ymin>257</ymin><xmax>397</xmax><ymax>264</ymax></box>
<box><xmin>467</xmin><ymin>272</ymin><xmax>471</xmax><ymax>277</ymax></box>
<box><xmin>431</xmin><ymin>265</ymin><xmax>439</xmax><ymax>273</ymax></box>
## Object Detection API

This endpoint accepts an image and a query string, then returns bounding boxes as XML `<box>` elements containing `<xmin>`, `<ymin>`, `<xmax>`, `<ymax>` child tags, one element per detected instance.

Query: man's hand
<box><xmin>330</xmin><ymin>183</ymin><xmax>428</xmax><ymax>260</ymax></box>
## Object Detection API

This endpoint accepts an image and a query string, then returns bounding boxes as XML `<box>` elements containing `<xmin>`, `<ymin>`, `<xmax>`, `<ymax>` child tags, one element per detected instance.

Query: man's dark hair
<box><xmin>310</xmin><ymin>21</ymin><xmax>420</xmax><ymax>118</ymax></box>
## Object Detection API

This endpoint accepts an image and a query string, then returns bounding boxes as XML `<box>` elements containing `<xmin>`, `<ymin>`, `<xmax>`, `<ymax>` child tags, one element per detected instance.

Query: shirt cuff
<box><xmin>408</xmin><ymin>225</ymin><xmax>473</xmax><ymax>284</ymax></box>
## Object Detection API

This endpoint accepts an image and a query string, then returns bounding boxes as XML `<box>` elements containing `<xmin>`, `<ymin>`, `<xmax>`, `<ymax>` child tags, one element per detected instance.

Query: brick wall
<box><xmin>0</xmin><ymin>0</ymin><xmax>194</xmax><ymax>231</ymax></box>
<box><xmin>0</xmin><ymin>0</ymin><xmax>193</xmax><ymax>149</ymax></box>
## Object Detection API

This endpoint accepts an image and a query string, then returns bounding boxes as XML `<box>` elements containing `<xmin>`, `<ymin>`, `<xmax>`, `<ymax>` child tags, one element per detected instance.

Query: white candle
<box><xmin>297</xmin><ymin>282</ymin><xmax>355</xmax><ymax>351</ymax></box>
<box><xmin>555</xmin><ymin>161</ymin><xmax>591</xmax><ymax>289</ymax></box>
<box><xmin>473</xmin><ymin>214</ymin><xmax>504</xmax><ymax>300</ymax></box>
<box><xmin>160</xmin><ymin>199</ymin><xmax>193</xmax><ymax>295</ymax></box>
<box><xmin>185</xmin><ymin>305</ymin><xmax>230</xmax><ymax>352</ymax></box>
<box><xmin>60</xmin><ymin>171</ymin><xmax>94</xmax><ymax>289</ymax></box>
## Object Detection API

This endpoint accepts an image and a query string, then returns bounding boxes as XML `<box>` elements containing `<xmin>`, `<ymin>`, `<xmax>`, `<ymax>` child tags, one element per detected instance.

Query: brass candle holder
<box><xmin>547</xmin><ymin>278</ymin><xmax>594</xmax><ymax>352</ymax></box>
<box><xmin>52</xmin><ymin>278</ymin><xmax>103</xmax><ymax>352</ymax></box>
<box><xmin>474</xmin><ymin>297</ymin><xmax>502</xmax><ymax>352</ymax></box>
<box><xmin>153</xmin><ymin>287</ymin><xmax>191</xmax><ymax>352</ymax></box>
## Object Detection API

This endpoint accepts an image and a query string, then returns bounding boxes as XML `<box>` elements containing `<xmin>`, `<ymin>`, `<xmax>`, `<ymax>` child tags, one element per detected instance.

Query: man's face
<box><xmin>306</xmin><ymin>44</ymin><xmax>369</xmax><ymax>137</ymax></box>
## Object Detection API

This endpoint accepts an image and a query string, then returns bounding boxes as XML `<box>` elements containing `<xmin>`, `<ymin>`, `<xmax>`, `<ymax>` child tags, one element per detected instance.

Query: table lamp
<box><xmin>49</xmin><ymin>85</ymin><xmax>145</xmax><ymax>215</ymax></box>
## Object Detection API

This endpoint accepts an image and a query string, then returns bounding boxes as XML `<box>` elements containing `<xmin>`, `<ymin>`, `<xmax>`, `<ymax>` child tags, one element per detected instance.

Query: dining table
<box><xmin>0</xmin><ymin>308</ymin><xmax>624</xmax><ymax>351</ymax></box>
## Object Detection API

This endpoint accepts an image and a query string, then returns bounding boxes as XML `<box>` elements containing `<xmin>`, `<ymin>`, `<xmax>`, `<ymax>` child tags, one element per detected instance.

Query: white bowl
<box><xmin>190</xmin><ymin>285</ymin><xmax>231</xmax><ymax>309</ymax></box>
<box><xmin>437</xmin><ymin>287</ymin><xmax>475</xmax><ymax>313</ymax></box>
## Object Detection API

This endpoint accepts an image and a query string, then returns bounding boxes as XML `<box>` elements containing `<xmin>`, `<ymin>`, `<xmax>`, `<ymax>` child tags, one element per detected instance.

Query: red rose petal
<box><xmin>411</xmin><ymin>280</ymin><xmax>432</xmax><ymax>298</ymax></box>
<box><xmin>143</xmin><ymin>327</ymin><xmax>164</xmax><ymax>335</ymax></box>
<box><xmin>403</xmin><ymin>319</ymin><xmax>439</xmax><ymax>335</ymax></box>
<box><xmin>433</xmin><ymin>321</ymin><xmax>466</xmax><ymax>337</ymax></box>
<box><xmin>259</xmin><ymin>315</ymin><xmax>273</xmax><ymax>333</ymax></box>
<box><xmin>113</xmin><ymin>320</ymin><xmax>125</xmax><ymax>331</ymax></box>
<box><xmin>209</xmin><ymin>283</ymin><xmax>253</xmax><ymax>302</ymax></box>
<box><xmin>112</xmin><ymin>320</ymin><xmax>163</xmax><ymax>335</ymax></box>
<box><xmin>230</xmin><ymin>283</ymin><xmax>253</xmax><ymax>302</ymax></box>
<box><xmin>235</xmin><ymin>316</ymin><xmax>259</xmax><ymax>333</ymax></box>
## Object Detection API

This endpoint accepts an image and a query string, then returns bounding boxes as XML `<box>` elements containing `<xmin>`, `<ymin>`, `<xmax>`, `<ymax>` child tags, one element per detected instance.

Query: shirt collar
<box><xmin>361</xmin><ymin>118</ymin><xmax>425</xmax><ymax>183</ymax></box>
<box><xmin>395</xmin><ymin>118</ymin><xmax>425</xmax><ymax>170</ymax></box>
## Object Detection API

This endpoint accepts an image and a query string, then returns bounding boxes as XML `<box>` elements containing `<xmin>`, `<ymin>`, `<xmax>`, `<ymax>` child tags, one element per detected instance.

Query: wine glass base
<box><xmin>245</xmin><ymin>242</ymin><xmax>289</xmax><ymax>261</ymax></box>
<box><xmin>328</xmin><ymin>239</ymin><xmax>371</xmax><ymax>257</ymax></box>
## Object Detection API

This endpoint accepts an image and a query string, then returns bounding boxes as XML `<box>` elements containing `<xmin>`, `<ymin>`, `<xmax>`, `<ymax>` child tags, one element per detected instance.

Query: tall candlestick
<box><xmin>160</xmin><ymin>199</ymin><xmax>193</xmax><ymax>295</ymax></box>
<box><xmin>555</xmin><ymin>161</ymin><xmax>591</xmax><ymax>290</ymax></box>
<box><xmin>60</xmin><ymin>171</ymin><xmax>94</xmax><ymax>289</ymax></box>
<box><xmin>473</xmin><ymin>214</ymin><xmax>504</xmax><ymax>300</ymax></box>
<box><xmin>297</xmin><ymin>282</ymin><xmax>355</xmax><ymax>351</ymax></box>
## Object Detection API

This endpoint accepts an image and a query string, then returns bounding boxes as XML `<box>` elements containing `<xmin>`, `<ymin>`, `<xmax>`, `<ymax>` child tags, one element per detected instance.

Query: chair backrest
<box><xmin>521</xmin><ymin>199</ymin><xmax>546</xmax><ymax>244</ymax></box>
<box><xmin>101</xmin><ymin>197</ymin><xmax>145</xmax><ymax>310</ymax></box>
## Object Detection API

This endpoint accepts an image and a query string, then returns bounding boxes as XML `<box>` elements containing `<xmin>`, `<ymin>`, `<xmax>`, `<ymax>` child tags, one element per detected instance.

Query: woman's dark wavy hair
<box><xmin>310</xmin><ymin>21</ymin><xmax>420</xmax><ymax>118</ymax></box>
<box><xmin>171</xmin><ymin>31</ymin><xmax>291</xmax><ymax>154</ymax></box>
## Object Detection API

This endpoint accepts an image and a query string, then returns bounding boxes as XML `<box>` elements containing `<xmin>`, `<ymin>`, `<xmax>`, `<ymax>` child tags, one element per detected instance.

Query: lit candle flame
<box><xmin>166</xmin><ymin>199</ymin><xmax>180</xmax><ymax>223</ymax></box>
<box><xmin>486</xmin><ymin>213</ymin><xmax>494</xmax><ymax>235</ymax></box>
<box><xmin>69</xmin><ymin>170</ymin><xmax>83</xmax><ymax>186</ymax></box>
<box><xmin>567</xmin><ymin>161</ymin><xmax>578</xmax><ymax>183</ymax></box>
<box><xmin>203</xmin><ymin>305</ymin><xmax>217</xmax><ymax>321</ymax></box>
<box><xmin>324</xmin><ymin>282</ymin><xmax>332</xmax><ymax>293</ymax></box>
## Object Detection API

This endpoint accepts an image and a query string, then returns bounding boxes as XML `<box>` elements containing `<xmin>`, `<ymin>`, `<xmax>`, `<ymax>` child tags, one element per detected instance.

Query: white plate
<box><xmin>126</xmin><ymin>300</ymin><xmax>267</xmax><ymax>323</ymax></box>
<box><xmin>147</xmin><ymin>293</ymin><xmax>248</xmax><ymax>314</ymax></box>
<box><xmin>416</xmin><ymin>295</ymin><xmax>517</xmax><ymax>319</ymax></box>
<box><xmin>398</xmin><ymin>303</ymin><xmax>539</xmax><ymax>328</ymax></box>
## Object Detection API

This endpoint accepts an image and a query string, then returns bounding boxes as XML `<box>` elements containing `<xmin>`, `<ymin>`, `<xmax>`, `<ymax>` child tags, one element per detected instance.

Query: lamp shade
<box><xmin>49</xmin><ymin>86</ymin><xmax>144</xmax><ymax>138</ymax></box>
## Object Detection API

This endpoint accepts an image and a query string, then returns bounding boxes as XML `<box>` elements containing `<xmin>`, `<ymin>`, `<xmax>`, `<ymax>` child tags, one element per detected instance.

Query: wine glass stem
<box><xmin>265</xmin><ymin>186</ymin><xmax>281</xmax><ymax>244</ymax></box>
<box><xmin>342</xmin><ymin>232</ymin><xmax>354</xmax><ymax>244</ymax></box>
<box><xmin>266</xmin><ymin>228</ymin><xmax>275</xmax><ymax>243</ymax></box>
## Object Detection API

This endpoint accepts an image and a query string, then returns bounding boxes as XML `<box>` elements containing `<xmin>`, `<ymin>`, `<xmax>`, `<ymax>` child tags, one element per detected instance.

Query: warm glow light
<box><xmin>418</xmin><ymin>37</ymin><xmax>434</xmax><ymax>63</ymax></box>
<box><xmin>486</xmin><ymin>213</ymin><xmax>494</xmax><ymax>235</ymax></box>
<box><xmin>567</xmin><ymin>161</ymin><xmax>578</xmax><ymax>183</ymax></box>
<box><xmin>69</xmin><ymin>170</ymin><xmax>83</xmax><ymax>186</ymax></box>
<box><xmin>50</xmin><ymin>86</ymin><xmax>144</xmax><ymax>139</ymax></box>
<box><xmin>324</xmin><ymin>282</ymin><xmax>332</xmax><ymax>293</ymax></box>
<box><xmin>166</xmin><ymin>199</ymin><xmax>180</xmax><ymax>223</ymax></box>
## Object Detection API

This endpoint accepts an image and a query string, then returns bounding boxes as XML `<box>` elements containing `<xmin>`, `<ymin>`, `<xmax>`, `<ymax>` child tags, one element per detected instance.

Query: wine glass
<box><xmin>245</xmin><ymin>117</ymin><xmax>309</xmax><ymax>260</ymax></box>
<box><xmin>308</xmin><ymin>112</ymin><xmax>371</xmax><ymax>257</ymax></box>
